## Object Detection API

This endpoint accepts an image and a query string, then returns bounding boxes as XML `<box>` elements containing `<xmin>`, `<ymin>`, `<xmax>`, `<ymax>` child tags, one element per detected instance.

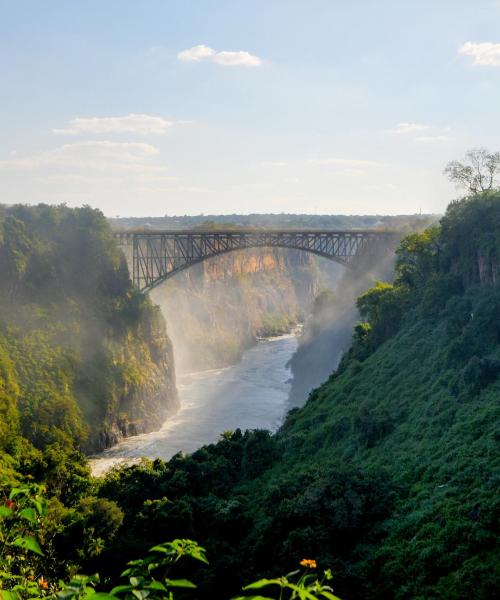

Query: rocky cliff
<box><xmin>0</xmin><ymin>204</ymin><xmax>179</xmax><ymax>455</ymax></box>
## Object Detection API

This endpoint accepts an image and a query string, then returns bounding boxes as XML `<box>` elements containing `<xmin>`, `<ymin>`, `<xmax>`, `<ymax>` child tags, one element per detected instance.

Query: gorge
<box><xmin>0</xmin><ymin>197</ymin><xmax>498</xmax><ymax>600</ymax></box>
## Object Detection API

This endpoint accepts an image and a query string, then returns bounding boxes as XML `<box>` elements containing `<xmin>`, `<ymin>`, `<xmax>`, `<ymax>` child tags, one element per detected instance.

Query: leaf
<box><xmin>243</xmin><ymin>579</ymin><xmax>282</xmax><ymax>590</ymax></box>
<box><xmin>90</xmin><ymin>594</ymin><xmax>119</xmax><ymax>599</ymax></box>
<box><xmin>8</xmin><ymin>488</ymin><xmax>26</xmax><ymax>500</ymax></box>
<box><xmin>165</xmin><ymin>579</ymin><xmax>197</xmax><ymax>588</ymax></box>
<box><xmin>0</xmin><ymin>591</ymin><xmax>19</xmax><ymax>600</ymax></box>
<box><xmin>19</xmin><ymin>507</ymin><xmax>37</xmax><ymax>524</ymax></box>
<box><xmin>110</xmin><ymin>585</ymin><xmax>132</xmax><ymax>594</ymax></box>
<box><xmin>11</xmin><ymin>535</ymin><xmax>44</xmax><ymax>556</ymax></box>
<box><xmin>232</xmin><ymin>597</ymin><xmax>276</xmax><ymax>600</ymax></box>
<box><xmin>283</xmin><ymin>584</ymin><xmax>319</xmax><ymax>600</ymax></box>
<box><xmin>149</xmin><ymin>545</ymin><xmax>171</xmax><ymax>554</ymax></box>
<box><xmin>143</xmin><ymin>582</ymin><xmax>167</xmax><ymax>591</ymax></box>
<box><xmin>33</xmin><ymin>499</ymin><xmax>45</xmax><ymax>516</ymax></box>
<box><xmin>0</xmin><ymin>506</ymin><xmax>12</xmax><ymax>518</ymax></box>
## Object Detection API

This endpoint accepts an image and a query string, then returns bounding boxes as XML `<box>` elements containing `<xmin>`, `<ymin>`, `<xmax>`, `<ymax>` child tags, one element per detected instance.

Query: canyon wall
<box><xmin>0</xmin><ymin>204</ymin><xmax>179</xmax><ymax>456</ymax></box>
<box><xmin>150</xmin><ymin>248</ymin><xmax>340</xmax><ymax>373</ymax></box>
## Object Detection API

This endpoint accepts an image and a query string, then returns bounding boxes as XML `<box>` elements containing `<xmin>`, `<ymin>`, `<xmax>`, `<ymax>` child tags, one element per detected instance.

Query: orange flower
<box><xmin>38</xmin><ymin>577</ymin><xmax>49</xmax><ymax>590</ymax></box>
<box><xmin>5</xmin><ymin>499</ymin><xmax>15</xmax><ymax>510</ymax></box>
<box><xmin>300</xmin><ymin>558</ymin><xmax>317</xmax><ymax>569</ymax></box>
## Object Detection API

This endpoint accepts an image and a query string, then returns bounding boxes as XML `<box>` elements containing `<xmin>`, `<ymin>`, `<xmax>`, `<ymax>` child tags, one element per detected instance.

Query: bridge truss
<box><xmin>114</xmin><ymin>229</ymin><xmax>396</xmax><ymax>292</ymax></box>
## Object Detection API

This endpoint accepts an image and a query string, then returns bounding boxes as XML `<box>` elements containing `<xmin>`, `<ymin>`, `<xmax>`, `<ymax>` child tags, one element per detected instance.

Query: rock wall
<box><xmin>88</xmin><ymin>305</ymin><xmax>179</xmax><ymax>452</ymax></box>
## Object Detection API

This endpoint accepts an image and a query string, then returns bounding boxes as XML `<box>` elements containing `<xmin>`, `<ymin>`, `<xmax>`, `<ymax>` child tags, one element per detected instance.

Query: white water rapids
<box><xmin>90</xmin><ymin>333</ymin><xmax>298</xmax><ymax>476</ymax></box>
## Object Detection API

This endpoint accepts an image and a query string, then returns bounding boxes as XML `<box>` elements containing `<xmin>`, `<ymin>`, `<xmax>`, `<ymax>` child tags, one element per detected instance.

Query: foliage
<box><xmin>235</xmin><ymin>565</ymin><xmax>341</xmax><ymax>600</ymax></box>
<box><xmin>0</xmin><ymin>483</ymin><xmax>51</xmax><ymax>598</ymax></box>
<box><xmin>0</xmin><ymin>484</ymin><xmax>340</xmax><ymax>600</ymax></box>
<box><xmin>0</xmin><ymin>203</ymin><xmax>176</xmax><ymax>457</ymax></box>
<box><xmin>1</xmin><ymin>194</ymin><xmax>500</xmax><ymax>599</ymax></box>
<box><xmin>92</xmin><ymin>193</ymin><xmax>500</xmax><ymax>599</ymax></box>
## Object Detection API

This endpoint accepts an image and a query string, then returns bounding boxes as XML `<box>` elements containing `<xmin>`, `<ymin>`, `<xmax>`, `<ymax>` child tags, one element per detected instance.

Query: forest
<box><xmin>0</xmin><ymin>193</ymin><xmax>499</xmax><ymax>599</ymax></box>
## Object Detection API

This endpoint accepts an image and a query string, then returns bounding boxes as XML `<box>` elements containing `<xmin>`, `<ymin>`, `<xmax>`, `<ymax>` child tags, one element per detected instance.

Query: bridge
<box><xmin>114</xmin><ymin>229</ymin><xmax>398</xmax><ymax>292</ymax></box>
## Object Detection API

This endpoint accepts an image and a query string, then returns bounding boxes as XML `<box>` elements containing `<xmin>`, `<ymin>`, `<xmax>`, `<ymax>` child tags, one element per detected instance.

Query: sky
<box><xmin>1</xmin><ymin>0</ymin><xmax>500</xmax><ymax>217</ymax></box>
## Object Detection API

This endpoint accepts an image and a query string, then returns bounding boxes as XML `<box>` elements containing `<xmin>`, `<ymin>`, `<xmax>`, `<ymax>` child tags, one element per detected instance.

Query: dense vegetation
<box><xmin>94</xmin><ymin>193</ymin><xmax>499</xmax><ymax>599</ymax></box>
<box><xmin>0</xmin><ymin>203</ymin><xmax>177</xmax><ymax>468</ymax></box>
<box><xmin>1</xmin><ymin>195</ymin><xmax>498</xmax><ymax>599</ymax></box>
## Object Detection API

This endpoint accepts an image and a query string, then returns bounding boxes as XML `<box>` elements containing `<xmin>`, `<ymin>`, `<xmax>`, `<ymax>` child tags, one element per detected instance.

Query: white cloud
<box><xmin>260</xmin><ymin>161</ymin><xmax>288</xmax><ymax>167</ymax></box>
<box><xmin>176</xmin><ymin>185</ymin><xmax>211</xmax><ymax>193</ymax></box>
<box><xmin>459</xmin><ymin>41</ymin><xmax>500</xmax><ymax>66</ymax></box>
<box><xmin>0</xmin><ymin>141</ymin><xmax>164</xmax><ymax>174</ymax></box>
<box><xmin>415</xmin><ymin>135</ymin><xmax>451</xmax><ymax>143</ymax></box>
<box><xmin>53</xmin><ymin>114</ymin><xmax>173</xmax><ymax>135</ymax></box>
<box><xmin>212</xmin><ymin>51</ymin><xmax>261</xmax><ymax>67</ymax></box>
<box><xmin>178</xmin><ymin>44</ymin><xmax>262</xmax><ymax>67</ymax></box>
<box><xmin>178</xmin><ymin>44</ymin><xmax>216</xmax><ymax>62</ymax></box>
<box><xmin>307</xmin><ymin>158</ymin><xmax>380</xmax><ymax>167</ymax></box>
<box><xmin>388</xmin><ymin>123</ymin><xmax>430</xmax><ymax>134</ymax></box>
<box><xmin>35</xmin><ymin>174</ymin><xmax>122</xmax><ymax>185</ymax></box>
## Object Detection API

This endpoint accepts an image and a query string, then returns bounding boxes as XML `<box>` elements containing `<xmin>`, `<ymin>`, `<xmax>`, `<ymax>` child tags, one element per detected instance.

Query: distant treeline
<box><xmin>110</xmin><ymin>212</ymin><xmax>437</xmax><ymax>231</ymax></box>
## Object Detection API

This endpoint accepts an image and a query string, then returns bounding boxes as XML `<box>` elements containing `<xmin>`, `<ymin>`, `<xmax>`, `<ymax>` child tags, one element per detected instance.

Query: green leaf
<box><xmin>110</xmin><ymin>586</ymin><xmax>132</xmax><ymax>595</ymax></box>
<box><xmin>283</xmin><ymin>584</ymin><xmax>319</xmax><ymax>600</ymax></box>
<box><xmin>19</xmin><ymin>507</ymin><xmax>37</xmax><ymax>524</ymax></box>
<box><xmin>11</xmin><ymin>535</ymin><xmax>44</xmax><ymax>556</ymax></box>
<box><xmin>8</xmin><ymin>488</ymin><xmax>25</xmax><ymax>500</ymax></box>
<box><xmin>33</xmin><ymin>499</ymin><xmax>45</xmax><ymax>516</ymax></box>
<box><xmin>232</xmin><ymin>596</ymin><xmax>276</xmax><ymax>600</ymax></box>
<box><xmin>0</xmin><ymin>591</ymin><xmax>20</xmax><ymax>600</ymax></box>
<box><xmin>143</xmin><ymin>582</ymin><xmax>167</xmax><ymax>591</ymax></box>
<box><xmin>165</xmin><ymin>579</ymin><xmax>197</xmax><ymax>588</ymax></box>
<box><xmin>90</xmin><ymin>594</ymin><xmax>118</xmax><ymax>599</ymax></box>
<box><xmin>0</xmin><ymin>506</ymin><xmax>12</xmax><ymax>518</ymax></box>
<box><xmin>243</xmin><ymin>579</ymin><xmax>282</xmax><ymax>590</ymax></box>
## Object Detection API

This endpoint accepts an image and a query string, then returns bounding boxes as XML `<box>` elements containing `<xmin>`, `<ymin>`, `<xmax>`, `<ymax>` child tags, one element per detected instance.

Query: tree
<box><xmin>444</xmin><ymin>148</ymin><xmax>500</xmax><ymax>194</ymax></box>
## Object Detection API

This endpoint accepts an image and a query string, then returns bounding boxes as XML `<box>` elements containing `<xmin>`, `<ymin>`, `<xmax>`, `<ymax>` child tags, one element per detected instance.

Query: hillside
<box><xmin>0</xmin><ymin>204</ymin><xmax>178</xmax><ymax>456</ymax></box>
<box><xmin>97</xmin><ymin>193</ymin><xmax>500</xmax><ymax>599</ymax></box>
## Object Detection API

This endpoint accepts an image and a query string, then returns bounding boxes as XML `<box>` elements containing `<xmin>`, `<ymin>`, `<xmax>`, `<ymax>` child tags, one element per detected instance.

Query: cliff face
<box><xmin>0</xmin><ymin>204</ymin><xmax>178</xmax><ymax>456</ymax></box>
<box><xmin>85</xmin><ymin>304</ymin><xmax>179</xmax><ymax>453</ymax></box>
<box><xmin>151</xmin><ymin>248</ymin><xmax>336</xmax><ymax>373</ymax></box>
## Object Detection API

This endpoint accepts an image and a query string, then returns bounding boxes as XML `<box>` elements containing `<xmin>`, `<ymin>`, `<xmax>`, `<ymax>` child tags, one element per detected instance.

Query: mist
<box><xmin>288</xmin><ymin>249</ymin><xmax>397</xmax><ymax>407</ymax></box>
<box><xmin>149</xmin><ymin>247</ymin><xmax>332</xmax><ymax>374</ymax></box>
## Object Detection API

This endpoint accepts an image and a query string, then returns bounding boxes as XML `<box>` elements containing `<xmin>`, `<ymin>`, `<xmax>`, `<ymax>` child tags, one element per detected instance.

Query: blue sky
<box><xmin>1</xmin><ymin>0</ymin><xmax>500</xmax><ymax>217</ymax></box>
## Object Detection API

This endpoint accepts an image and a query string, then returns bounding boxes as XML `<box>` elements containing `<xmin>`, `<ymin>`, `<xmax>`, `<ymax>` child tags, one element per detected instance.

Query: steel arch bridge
<box><xmin>114</xmin><ymin>229</ymin><xmax>398</xmax><ymax>293</ymax></box>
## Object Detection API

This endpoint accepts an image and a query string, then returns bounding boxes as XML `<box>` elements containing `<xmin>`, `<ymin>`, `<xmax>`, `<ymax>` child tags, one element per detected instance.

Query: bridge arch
<box><xmin>114</xmin><ymin>230</ymin><xmax>397</xmax><ymax>293</ymax></box>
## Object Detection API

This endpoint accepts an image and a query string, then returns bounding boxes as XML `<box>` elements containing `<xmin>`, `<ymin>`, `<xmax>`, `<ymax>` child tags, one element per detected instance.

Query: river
<box><xmin>90</xmin><ymin>333</ymin><xmax>298</xmax><ymax>476</ymax></box>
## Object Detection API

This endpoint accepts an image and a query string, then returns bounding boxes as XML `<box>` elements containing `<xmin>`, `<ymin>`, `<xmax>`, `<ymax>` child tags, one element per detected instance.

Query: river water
<box><xmin>90</xmin><ymin>333</ymin><xmax>298</xmax><ymax>476</ymax></box>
